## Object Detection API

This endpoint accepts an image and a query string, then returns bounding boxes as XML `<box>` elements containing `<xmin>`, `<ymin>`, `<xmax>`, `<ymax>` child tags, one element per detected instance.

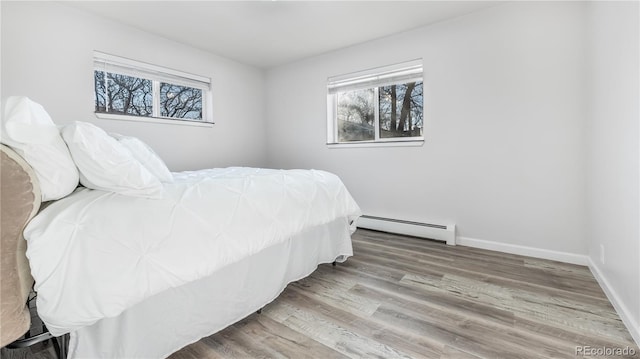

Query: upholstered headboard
<box><xmin>0</xmin><ymin>144</ymin><xmax>41</xmax><ymax>346</ymax></box>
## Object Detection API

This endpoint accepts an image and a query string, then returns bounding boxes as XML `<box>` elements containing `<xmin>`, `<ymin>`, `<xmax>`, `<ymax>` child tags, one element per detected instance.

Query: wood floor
<box><xmin>3</xmin><ymin>229</ymin><xmax>638</xmax><ymax>358</ymax></box>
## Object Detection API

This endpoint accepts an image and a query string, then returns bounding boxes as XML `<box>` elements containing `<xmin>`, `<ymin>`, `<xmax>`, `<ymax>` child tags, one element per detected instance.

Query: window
<box><xmin>327</xmin><ymin>60</ymin><xmax>423</xmax><ymax>146</ymax></box>
<box><xmin>93</xmin><ymin>51</ymin><xmax>212</xmax><ymax>124</ymax></box>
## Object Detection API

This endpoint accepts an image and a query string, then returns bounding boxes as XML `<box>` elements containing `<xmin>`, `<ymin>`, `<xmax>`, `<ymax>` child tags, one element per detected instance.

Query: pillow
<box><xmin>0</xmin><ymin>96</ymin><xmax>79</xmax><ymax>201</ymax></box>
<box><xmin>61</xmin><ymin>122</ymin><xmax>163</xmax><ymax>199</ymax></box>
<box><xmin>111</xmin><ymin>134</ymin><xmax>174</xmax><ymax>183</ymax></box>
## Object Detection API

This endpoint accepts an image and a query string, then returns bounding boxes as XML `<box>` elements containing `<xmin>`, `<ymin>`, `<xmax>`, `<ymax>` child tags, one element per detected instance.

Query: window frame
<box><xmin>326</xmin><ymin>59</ymin><xmax>424</xmax><ymax>148</ymax></box>
<box><xmin>93</xmin><ymin>51</ymin><xmax>213</xmax><ymax>126</ymax></box>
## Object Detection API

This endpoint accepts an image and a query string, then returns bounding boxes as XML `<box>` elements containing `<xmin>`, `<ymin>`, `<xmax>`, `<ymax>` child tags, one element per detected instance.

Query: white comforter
<box><xmin>24</xmin><ymin>167</ymin><xmax>361</xmax><ymax>336</ymax></box>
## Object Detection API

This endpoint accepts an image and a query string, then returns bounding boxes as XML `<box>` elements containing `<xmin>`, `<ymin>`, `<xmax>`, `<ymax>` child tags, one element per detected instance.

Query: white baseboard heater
<box><xmin>357</xmin><ymin>215</ymin><xmax>456</xmax><ymax>246</ymax></box>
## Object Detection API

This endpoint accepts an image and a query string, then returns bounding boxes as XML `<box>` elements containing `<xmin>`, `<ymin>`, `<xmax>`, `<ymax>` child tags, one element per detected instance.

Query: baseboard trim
<box><xmin>588</xmin><ymin>258</ymin><xmax>640</xmax><ymax>347</ymax></box>
<box><xmin>456</xmin><ymin>236</ymin><xmax>588</xmax><ymax>265</ymax></box>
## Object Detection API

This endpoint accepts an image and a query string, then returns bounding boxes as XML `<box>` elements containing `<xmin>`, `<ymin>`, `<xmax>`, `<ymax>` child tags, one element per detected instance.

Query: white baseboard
<box><xmin>456</xmin><ymin>236</ymin><xmax>588</xmax><ymax>265</ymax></box>
<box><xmin>588</xmin><ymin>258</ymin><xmax>640</xmax><ymax>347</ymax></box>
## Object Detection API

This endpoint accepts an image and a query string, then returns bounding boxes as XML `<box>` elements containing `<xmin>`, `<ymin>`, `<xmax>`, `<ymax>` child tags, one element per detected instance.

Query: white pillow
<box><xmin>0</xmin><ymin>96</ymin><xmax>79</xmax><ymax>201</ymax></box>
<box><xmin>61</xmin><ymin>122</ymin><xmax>163</xmax><ymax>199</ymax></box>
<box><xmin>111</xmin><ymin>134</ymin><xmax>174</xmax><ymax>183</ymax></box>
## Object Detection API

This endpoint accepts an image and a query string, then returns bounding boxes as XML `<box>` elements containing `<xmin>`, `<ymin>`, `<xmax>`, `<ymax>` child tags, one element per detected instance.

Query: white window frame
<box><xmin>326</xmin><ymin>59</ymin><xmax>424</xmax><ymax>148</ymax></box>
<box><xmin>93</xmin><ymin>51</ymin><xmax>213</xmax><ymax>126</ymax></box>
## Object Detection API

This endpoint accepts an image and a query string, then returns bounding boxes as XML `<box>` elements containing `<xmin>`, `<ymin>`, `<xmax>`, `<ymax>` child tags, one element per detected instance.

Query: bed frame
<box><xmin>0</xmin><ymin>145</ymin><xmax>67</xmax><ymax>357</ymax></box>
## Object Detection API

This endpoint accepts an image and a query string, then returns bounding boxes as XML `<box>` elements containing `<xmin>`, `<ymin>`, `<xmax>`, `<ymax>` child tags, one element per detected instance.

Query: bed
<box><xmin>0</xmin><ymin>97</ymin><xmax>361</xmax><ymax>358</ymax></box>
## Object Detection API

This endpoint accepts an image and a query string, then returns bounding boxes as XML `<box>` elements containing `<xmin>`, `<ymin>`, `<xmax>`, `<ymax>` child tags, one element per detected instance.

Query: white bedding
<box><xmin>70</xmin><ymin>218</ymin><xmax>353</xmax><ymax>359</ymax></box>
<box><xmin>24</xmin><ymin>167</ymin><xmax>361</xmax><ymax>336</ymax></box>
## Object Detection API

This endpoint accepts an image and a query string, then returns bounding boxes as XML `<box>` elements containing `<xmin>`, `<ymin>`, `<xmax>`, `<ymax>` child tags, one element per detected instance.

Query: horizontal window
<box><xmin>93</xmin><ymin>51</ymin><xmax>212</xmax><ymax>124</ymax></box>
<box><xmin>327</xmin><ymin>60</ymin><xmax>424</xmax><ymax>146</ymax></box>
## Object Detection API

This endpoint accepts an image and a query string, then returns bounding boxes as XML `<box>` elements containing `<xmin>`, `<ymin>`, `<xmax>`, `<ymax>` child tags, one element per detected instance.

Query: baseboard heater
<box><xmin>357</xmin><ymin>215</ymin><xmax>456</xmax><ymax>246</ymax></box>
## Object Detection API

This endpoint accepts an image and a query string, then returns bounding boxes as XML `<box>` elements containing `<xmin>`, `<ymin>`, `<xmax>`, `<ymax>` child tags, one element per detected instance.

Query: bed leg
<box><xmin>52</xmin><ymin>337</ymin><xmax>61</xmax><ymax>358</ymax></box>
<box><xmin>332</xmin><ymin>261</ymin><xmax>337</xmax><ymax>266</ymax></box>
<box><xmin>62</xmin><ymin>334</ymin><xmax>69</xmax><ymax>359</ymax></box>
<box><xmin>52</xmin><ymin>334</ymin><xmax>68</xmax><ymax>359</ymax></box>
<box><xmin>257</xmin><ymin>308</ymin><xmax>262</xmax><ymax>314</ymax></box>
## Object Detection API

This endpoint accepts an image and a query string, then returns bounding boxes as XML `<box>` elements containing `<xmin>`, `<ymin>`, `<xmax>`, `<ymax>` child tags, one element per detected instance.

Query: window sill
<box><xmin>94</xmin><ymin>113</ymin><xmax>214</xmax><ymax>128</ymax></box>
<box><xmin>327</xmin><ymin>140</ymin><xmax>424</xmax><ymax>149</ymax></box>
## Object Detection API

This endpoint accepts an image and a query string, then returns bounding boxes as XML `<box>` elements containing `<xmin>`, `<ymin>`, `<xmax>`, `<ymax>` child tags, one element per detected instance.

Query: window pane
<box><xmin>105</xmin><ymin>73</ymin><xmax>153</xmax><ymax>116</ymax></box>
<box><xmin>379</xmin><ymin>81</ymin><xmax>423</xmax><ymax>138</ymax></box>
<box><xmin>337</xmin><ymin>89</ymin><xmax>375</xmax><ymax>142</ymax></box>
<box><xmin>160</xmin><ymin>83</ymin><xmax>203</xmax><ymax>120</ymax></box>
<box><xmin>94</xmin><ymin>71</ymin><xmax>106</xmax><ymax>113</ymax></box>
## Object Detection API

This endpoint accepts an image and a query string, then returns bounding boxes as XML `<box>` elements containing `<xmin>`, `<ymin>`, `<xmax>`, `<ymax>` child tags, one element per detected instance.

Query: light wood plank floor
<box><xmin>171</xmin><ymin>229</ymin><xmax>639</xmax><ymax>359</ymax></box>
<box><xmin>3</xmin><ymin>229</ymin><xmax>638</xmax><ymax>358</ymax></box>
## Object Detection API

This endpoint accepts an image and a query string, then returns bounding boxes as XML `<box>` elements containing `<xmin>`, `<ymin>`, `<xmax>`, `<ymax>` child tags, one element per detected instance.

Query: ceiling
<box><xmin>67</xmin><ymin>1</ymin><xmax>499</xmax><ymax>69</ymax></box>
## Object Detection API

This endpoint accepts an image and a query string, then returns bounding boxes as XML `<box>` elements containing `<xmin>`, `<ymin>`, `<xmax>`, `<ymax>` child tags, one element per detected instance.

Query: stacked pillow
<box><xmin>61</xmin><ymin>122</ymin><xmax>166</xmax><ymax>199</ymax></box>
<box><xmin>1</xmin><ymin>97</ymin><xmax>79</xmax><ymax>201</ymax></box>
<box><xmin>110</xmin><ymin>133</ymin><xmax>174</xmax><ymax>184</ymax></box>
<box><xmin>1</xmin><ymin>96</ymin><xmax>174</xmax><ymax>200</ymax></box>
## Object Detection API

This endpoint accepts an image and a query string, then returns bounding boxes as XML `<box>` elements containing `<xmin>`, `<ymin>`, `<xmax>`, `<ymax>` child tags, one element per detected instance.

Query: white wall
<box><xmin>1</xmin><ymin>1</ymin><xmax>266</xmax><ymax>171</ymax></box>
<box><xmin>265</xmin><ymin>2</ymin><xmax>588</xmax><ymax>258</ymax></box>
<box><xmin>586</xmin><ymin>1</ymin><xmax>640</xmax><ymax>344</ymax></box>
